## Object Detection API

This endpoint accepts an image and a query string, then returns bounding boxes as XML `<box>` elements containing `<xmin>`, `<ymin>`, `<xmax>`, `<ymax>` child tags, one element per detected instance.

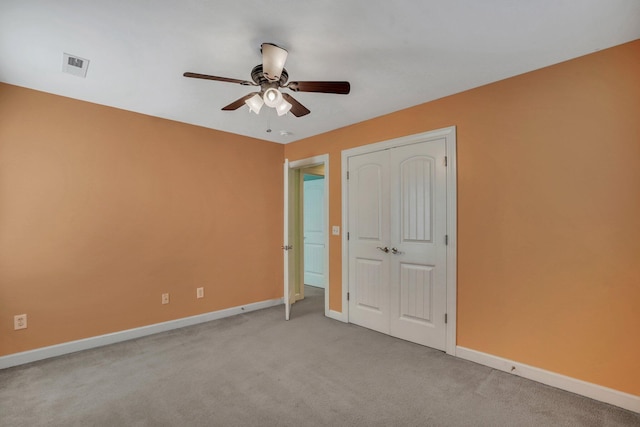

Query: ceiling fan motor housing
<box><xmin>251</xmin><ymin>65</ymin><xmax>288</xmax><ymax>91</ymax></box>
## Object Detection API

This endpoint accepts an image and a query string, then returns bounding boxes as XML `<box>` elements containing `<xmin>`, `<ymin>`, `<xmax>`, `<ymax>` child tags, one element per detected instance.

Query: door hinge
<box><xmin>445</xmin><ymin>313</ymin><xmax>448</xmax><ymax>324</ymax></box>
<box><xmin>445</xmin><ymin>235</ymin><xmax>448</xmax><ymax>245</ymax></box>
<box><xmin>347</xmin><ymin>232</ymin><xmax>350</xmax><ymax>240</ymax></box>
<box><xmin>347</xmin><ymin>171</ymin><xmax>350</xmax><ymax>180</ymax></box>
<box><xmin>347</xmin><ymin>292</ymin><xmax>350</xmax><ymax>301</ymax></box>
<box><xmin>444</xmin><ymin>156</ymin><xmax>448</xmax><ymax>167</ymax></box>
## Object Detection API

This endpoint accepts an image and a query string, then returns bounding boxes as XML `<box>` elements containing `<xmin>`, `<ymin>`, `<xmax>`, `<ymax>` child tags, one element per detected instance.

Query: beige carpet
<box><xmin>1</xmin><ymin>286</ymin><xmax>638</xmax><ymax>426</ymax></box>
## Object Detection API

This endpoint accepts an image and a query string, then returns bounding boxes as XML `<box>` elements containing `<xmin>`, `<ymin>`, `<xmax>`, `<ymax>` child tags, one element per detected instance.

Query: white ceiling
<box><xmin>1</xmin><ymin>1</ymin><xmax>639</xmax><ymax>144</ymax></box>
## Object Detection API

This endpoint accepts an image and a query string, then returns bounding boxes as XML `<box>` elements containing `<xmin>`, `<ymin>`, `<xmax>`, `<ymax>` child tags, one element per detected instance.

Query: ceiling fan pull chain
<box><xmin>266</xmin><ymin>108</ymin><xmax>272</xmax><ymax>133</ymax></box>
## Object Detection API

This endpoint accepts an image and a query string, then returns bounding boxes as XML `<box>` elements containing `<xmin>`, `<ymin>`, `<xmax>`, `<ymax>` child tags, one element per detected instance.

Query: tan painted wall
<box><xmin>0</xmin><ymin>84</ymin><xmax>284</xmax><ymax>355</ymax></box>
<box><xmin>284</xmin><ymin>40</ymin><xmax>640</xmax><ymax>395</ymax></box>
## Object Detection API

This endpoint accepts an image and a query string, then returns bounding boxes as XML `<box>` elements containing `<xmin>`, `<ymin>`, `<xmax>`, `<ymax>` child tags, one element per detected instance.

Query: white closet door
<box><xmin>389</xmin><ymin>140</ymin><xmax>447</xmax><ymax>350</ymax></box>
<box><xmin>347</xmin><ymin>149</ymin><xmax>390</xmax><ymax>334</ymax></box>
<box><xmin>347</xmin><ymin>139</ymin><xmax>448</xmax><ymax>350</ymax></box>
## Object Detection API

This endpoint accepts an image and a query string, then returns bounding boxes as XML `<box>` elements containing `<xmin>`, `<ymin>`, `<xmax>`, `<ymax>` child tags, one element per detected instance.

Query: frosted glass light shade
<box><xmin>276</xmin><ymin>99</ymin><xmax>292</xmax><ymax>116</ymax></box>
<box><xmin>263</xmin><ymin>88</ymin><xmax>283</xmax><ymax>108</ymax></box>
<box><xmin>245</xmin><ymin>93</ymin><xmax>263</xmax><ymax>114</ymax></box>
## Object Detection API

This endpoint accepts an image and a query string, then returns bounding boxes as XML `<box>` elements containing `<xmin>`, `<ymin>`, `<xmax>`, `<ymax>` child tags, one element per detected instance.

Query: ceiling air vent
<box><xmin>62</xmin><ymin>53</ymin><xmax>89</xmax><ymax>78</ymax></box>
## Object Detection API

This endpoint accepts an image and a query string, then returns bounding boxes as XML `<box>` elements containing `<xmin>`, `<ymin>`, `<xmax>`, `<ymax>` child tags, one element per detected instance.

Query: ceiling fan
<box><xmin>183</xmin><ymin>43</ymin><xmax>350</xmax><ymax>118</ymax></box>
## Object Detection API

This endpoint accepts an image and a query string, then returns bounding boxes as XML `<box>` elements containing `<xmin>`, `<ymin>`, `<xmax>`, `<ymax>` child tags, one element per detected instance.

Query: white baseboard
<box><xmin>0</xmin><ymin>298</ymin><xmax>283</xmax><ymax>370</ymax></box>
<box><xmin>456</xmin><ymin>346</ymin><xmax>639</xmax><ymax>413</ymax></box>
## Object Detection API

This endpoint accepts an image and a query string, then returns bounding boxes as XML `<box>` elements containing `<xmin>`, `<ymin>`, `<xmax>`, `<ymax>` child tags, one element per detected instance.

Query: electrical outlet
<box><xmin>161</xmin><ymin>293</ymin><xmax>169</xmax><ymax>304</ymax></box>
<box><xmin>14</xmin><ymin>314</ymin><xmax>27</xmax><ymax>330</ymax></box>
<box><xmin>196</xmin><ymin>287</ymin><xmax>204</xmax><ymax>299</ymax></box>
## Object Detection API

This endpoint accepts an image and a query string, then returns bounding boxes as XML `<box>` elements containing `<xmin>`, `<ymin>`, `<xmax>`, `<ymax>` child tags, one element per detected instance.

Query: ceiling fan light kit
<box><xmin>183</xmin><ymin>42</ymin><xmax>350</xmax><ymax>118</ymax></box>
<box><xmin>245</xmin><ymin>88</ymin><xmax>292</xmax><ymax>116</ymax></box>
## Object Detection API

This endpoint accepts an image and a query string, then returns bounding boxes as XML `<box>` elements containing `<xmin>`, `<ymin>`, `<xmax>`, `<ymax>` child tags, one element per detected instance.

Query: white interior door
<box><xmin>347</xmin><ymin>149</ymin><xmax>390</xmax><ymax>334</ymax></box>
<box><xmin>303</xmin><ymin>177</ymin><xmax>326</xmax><ymax>288</ymax></box>
<box><xmin>388</xmin><ymin>140</ymin><xmax>447</xmax><ymax>349</ymax></box>
<box><xmin>347</xmin><ymin>140</ymin><xmax>448</xmax><ymax>350</ymax></box>
<box><xmin>283</xmin><ymin>159</ymin><xmax>296</xmax><ymax>320</ymax></box>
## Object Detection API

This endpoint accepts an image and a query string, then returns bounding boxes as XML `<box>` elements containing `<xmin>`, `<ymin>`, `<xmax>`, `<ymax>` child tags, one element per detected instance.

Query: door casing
<box><xmin>286</xmin><ymin>155</ymin><xmax>330</xmax><ymax>317</ymax></box>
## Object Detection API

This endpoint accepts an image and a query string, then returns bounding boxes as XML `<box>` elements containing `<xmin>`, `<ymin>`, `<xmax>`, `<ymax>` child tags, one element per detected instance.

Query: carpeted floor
<box><xmin>1</xmin><ymin>286</ymin><xmax>638</xmax><ymax>426</ymax></box>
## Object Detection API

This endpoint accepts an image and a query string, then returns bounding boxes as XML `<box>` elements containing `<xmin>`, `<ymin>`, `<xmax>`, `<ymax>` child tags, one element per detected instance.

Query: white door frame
<box><xmin>341</xmin><ymin>126</ymin><xmax>458</xmax><ymax>355</ymax></box>
<box><xmin>287</xmin><ymin>154</ymin><xmax>330</xmax><ymax>317</ymax></box>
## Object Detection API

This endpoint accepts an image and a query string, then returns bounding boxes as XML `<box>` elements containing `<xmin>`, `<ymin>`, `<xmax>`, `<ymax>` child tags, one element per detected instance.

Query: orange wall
<box><xmin>284</xmin><ymin>40</ymin><xmax>640</xmax><ymax>395</ymax></box>
<box><xmin>2</xmin><ymin>40</ymin><xmax>638</xmax><ymax>397</ymax></box>
<box><xmin>0</xmin><ymin>84</ymin><xmax>284</xmax><ymax>355</ymax></box>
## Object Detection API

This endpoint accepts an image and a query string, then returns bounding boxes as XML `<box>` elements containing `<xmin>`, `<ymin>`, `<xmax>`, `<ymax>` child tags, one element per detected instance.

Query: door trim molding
<box><xmin>288</xmin><ymin>155</ymin><xmax>330</xmax><ymax>318</ymax></box>
<box><xmin>341</xmin><ymin>126</ymin><xmax>457</xmax><ymax>354</ymax></box>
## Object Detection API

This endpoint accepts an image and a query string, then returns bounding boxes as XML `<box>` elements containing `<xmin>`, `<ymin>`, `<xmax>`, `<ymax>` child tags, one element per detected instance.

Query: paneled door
<box><xmin>303</xmin><ymin>177</ymin><xmax>326</xmax><ymax>288</ymax></box>
<box><xmin>347</xmin><ymin>139</ymin><xmax>447</xmax><ymax>350</ymax></box>
<box><xmin>347</xmin><ymin>149</ymin><xmax>391</xmax><ymax>334</ymax></box>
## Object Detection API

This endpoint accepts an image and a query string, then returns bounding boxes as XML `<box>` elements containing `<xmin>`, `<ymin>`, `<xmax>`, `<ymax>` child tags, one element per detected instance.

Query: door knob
<box><xmin>391</xmin><ymin>247</ymin><xmax>402</xmax><ymax>254</ymax></box>
<box><xmin>376</xmin><ymin>246</ymin><xmax>390</xmax><ymax>253</ymax></box>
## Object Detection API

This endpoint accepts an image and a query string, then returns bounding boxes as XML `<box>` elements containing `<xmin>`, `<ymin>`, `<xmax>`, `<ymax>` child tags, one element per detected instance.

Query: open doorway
<box><xmin>285</xmin><ymin>155</ymin><xmax>329</xmax><ymax>318</ymax></box>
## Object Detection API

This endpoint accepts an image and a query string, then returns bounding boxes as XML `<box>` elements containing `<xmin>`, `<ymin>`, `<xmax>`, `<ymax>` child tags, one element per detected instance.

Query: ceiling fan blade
<box><xmin>282</xmin><ymin>93</ymin><xmax>310</xmax><ymax>117</ymax></box>
<box><xmin>222</xmin><ymin>93</ymin><xmax>259</xmax><ymax>111</ymax></box>
<box><xmin>183</xmin><ymin>72</ymin><xmax>254</xmax><ymax>86</ymax></box>
<box><xmin>261</xmin><ymin>43</ymin><xmax>288</xmax><ymax>82</ymax></box>
<box><xmin>286</xmin><ymin>81</ymin><xmax>350</xmax><ymax>95</ymax></box>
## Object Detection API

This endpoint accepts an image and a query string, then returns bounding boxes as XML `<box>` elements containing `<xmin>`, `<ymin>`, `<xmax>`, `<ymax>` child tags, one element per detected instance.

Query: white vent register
<box><xmin>62</xmin><ymin>53</ymin><xmax>89</xmax><ymax>78</ymax></box>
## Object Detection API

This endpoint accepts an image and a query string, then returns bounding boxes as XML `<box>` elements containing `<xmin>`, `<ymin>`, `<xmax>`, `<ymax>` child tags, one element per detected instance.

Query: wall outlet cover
<box><xmin>14</xmin><ymin>314</ymin><xmax>27</xmax><ymax>330</ymax></box>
